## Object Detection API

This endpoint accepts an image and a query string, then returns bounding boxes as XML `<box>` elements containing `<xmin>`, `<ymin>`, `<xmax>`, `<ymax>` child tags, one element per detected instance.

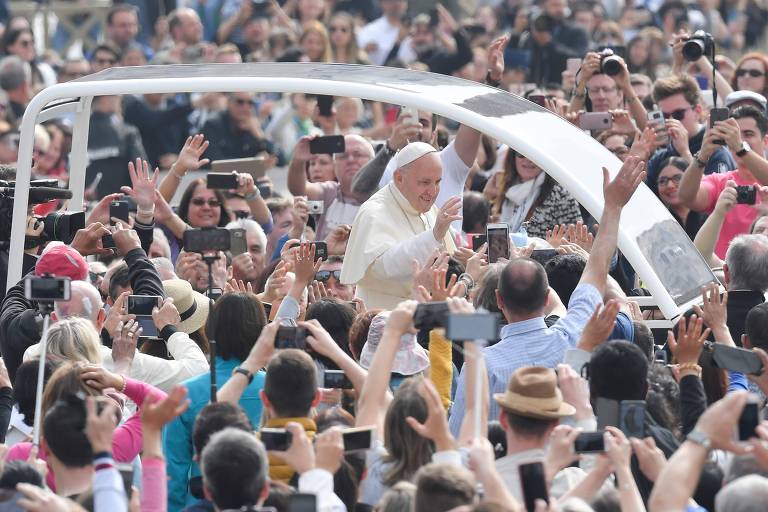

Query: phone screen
<box><xmin>110</xmin><ymin>201</ymin><xmax>130</xmax><ymax>224</ymax></box>
<box><xmin>261</xmin><ymin>428</ymin><xmax>292</xmax><ymax>451</ymax></box>
<box><xmin>127</xmin><ymin>295</ymin><xmax>161</xmax><ymax>316</ymax></box>
<box><xmin>487</xmin><ymin>225</ymin><xmax>510</xmax><ymax>263</ymax></box>
<box><xmin>275</xmin><ymin>326</ymin><xmax>308</xmax><ymax>350</ymax></box>
<box><xmin>324</xmin><ymin>370</ymin><xmax>353</xmax><ymax>389</ymax></box>
<box><xmin>595</xmin><ymin>397</ymin><xmax>620</xmax><ymax>429</ymax></box>
<box><xmin>317</xmin><ymin>95</ymin><xmax>334</xmax><ymax>117</ymax></box>
<box><xmin>445</xmin><ymin>313</ymin><xmax>499</xmax><ymax>341</ymax></box>
<box><xmin>574</xmin><ymin>431</ymin><xmax>605</xmax><ymax>453</ymax></box>
<box><xmin>413</xmin><ymin>302</ymin><xmax>450</xmax><ymax>330</ymax></box>
<box><xmin>309</xmin><ymin>135</ymin><xmax>346</xmax><ymax>155</ymax></box>
<box><xmin>342</xmin><ymin>427</ymin><xmax>374</xmax><ymax>452</ymax></box>
<box><xmin>739</xmin><ymin>403</ymin><xmax>759</xmax><ymax>441</ymax></box>
<box><xmin>619</xmin><ymin>400</ymin><xmax>646</xmax><ymax>438</ymax></box>
<box><xmin>206</xmin><ymin>172</ymin><xmax>239</xmax><ymax>189</ymax></box>
<box><xmin>519</xmin><ymin>461</ymin><xmax>548</xmax><ymax>512</ymax></box>
<box><xmin>288</xmin><ymin>493</ymin><xmax>317</xmax><ymax>512</ymax></box>
<box><xmin>471</xmin><ymin>234</ymin><xmax>487</xmax><ymax>252</ymax></box>
<box><xmin>229</xmin><ymin>229</ymin><xmax>247</xmax><ymax>257</ymax></box>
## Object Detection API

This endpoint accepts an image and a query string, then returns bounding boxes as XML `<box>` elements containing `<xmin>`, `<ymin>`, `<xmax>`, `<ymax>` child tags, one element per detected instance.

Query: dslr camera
<box><xmin>683</xmin><ymin>31</ymin><xmax>714</xmax><ymax>61</ymax></box>
<box><xmin>599</xmin><ymin>49</ymin><xmax>623</xmax><ymax>76</ymax></box>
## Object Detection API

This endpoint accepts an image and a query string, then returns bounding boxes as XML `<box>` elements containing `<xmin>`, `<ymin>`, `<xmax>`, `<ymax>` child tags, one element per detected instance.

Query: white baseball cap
<box><xmin>394</xmin><ymin>141</ymin><xmax>439</xmax><ymax>169</ymax></box>
<box><xmin>725</xmin><ymin>90</ymin><xmax>767</xmax><ymax>111</ymax></box>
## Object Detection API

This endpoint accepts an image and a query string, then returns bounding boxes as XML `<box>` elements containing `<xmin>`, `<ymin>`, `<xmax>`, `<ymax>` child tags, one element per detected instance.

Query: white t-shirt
<box><xmin>379</xmin><ymin>141</ymin><xmax>471</xmax><ymax>232</ymax></box>
<box><xmin>357</xmin><ymin>16</ymin><xmax>400</xmax><ymax>66</ymax></box>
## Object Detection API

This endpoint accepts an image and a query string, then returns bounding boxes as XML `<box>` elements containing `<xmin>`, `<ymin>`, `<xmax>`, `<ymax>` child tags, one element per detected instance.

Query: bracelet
<box><xmin>678</xmin><ymin>362</ymin><xmax>702</xmax><ymax>378</ymax></box>
<box><xmin>693</xmin><ymin>151</ymin><xmax>708</xmax><ymax>168</ymax></box>
<box><xmin>485</xmin><ymin>71</ymin><xmax>501</xmax><ymax>88</ymax></box>
<box><xmin>244</xmin><ymin>189</ymin><xmax>260</xmax><ymax>201</ymax></box>
<box><xmin>93</xmin><ymin>451</ymin><xmax>112</xmax><ymax>461</ymax></box>
<box><xmin>458</xmin><ymin>272</ymin><xmax>475</xmax><ymax>290</ymax></box>
<box><xmin>118</xmin><ymin>375</ymin><xmax>127</xmax><ymax>393</ymax></box>
<box><xmin>169</xmin><ymin>164</ymin><xmax>185</xmax><ymax>180</ymax></box>
<box><xmin>137</xmin><ymin>206</ymin><xmax>154</xmax><ymax>216</ymax></box>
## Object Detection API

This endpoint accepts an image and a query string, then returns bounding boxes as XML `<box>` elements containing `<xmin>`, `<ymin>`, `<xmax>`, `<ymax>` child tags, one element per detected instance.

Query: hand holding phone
<box><xmin>519</xmin><ymin>461</ymin><xmax>548</xmax><ymax>512</ymax></box>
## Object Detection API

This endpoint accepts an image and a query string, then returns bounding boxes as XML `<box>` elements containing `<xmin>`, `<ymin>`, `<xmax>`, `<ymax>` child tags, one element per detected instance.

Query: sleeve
<box><xmin>298</xmin><ymin>469</ymin><xmax>347</xmax><ymax>512</ymax></box>
<box><xmin>125</xmin><ymin>248</ymin><xmax>165</xmax><ymax>299</ymax></box>
<box><xmin>728</xmin><ymin>371</ymin><xmax>749</xmax><ymax>392</ymax></box>
<box><xmin>428</xmin><ymin>330</ymin><xmax>453</xmax><ymax>409</ymax></box>
<box><xmin>0</xmin><ymin>277</ymin><xmax>43</xmax><ymax>381</ymax></box>
<box><xmin>679</xmin><ymin>374</ymin><xmax>708</xmax><ymax>437</ymax></box>
<box><xmin>93</xmin><ymin>455</ymin><xmax>128</xmax><ymax>512</ymax></box>
<box><xmin>431</xmin><ymin>450</ymin><xmax>463</xmax><ymax>467</ymax></box>
<box><xmin>275</xmin><ymin>295</ymin><xmax>301</xmax><ymax>322</ymax></box>
<box><xmin>134</xmin><ymin>220</ymin><xmax>156</xmax><ymax>256</ymax></box>
<box><xmin>700</xmin><ymin>175</ymin><xmax>721</xmax><ymax>213</ymax></box>
<box><xmin>564</xmin><ymin>349</ymin><xmax>591</xmax><ymax>375</ymax></box>
<box><xmin>439</xmin><ymin>141</ymin><xmax>471</xmax><ymax>194</ymax></box>
<box><xmin>370</xmin><ymin>230</ymin><xmax>442</xmax><ymax>281</ymax></box>
<box><xmin>551</xmin><ymin>284</ymin><xmax>603</xmax><ymax>346</ymax></box>
<box><xmin>112</xmin><ymin>380</ymin><xmax>166</xmax><ymax>463</ymax></box>
<box><xmin>131</xmin><ymin>334</ymin><xmax>208</xmax><ymax>392</ymax></box>
<box><xmin>447</xmin><ymin>364</ymin><xmax>467</xmax><ymax>438</ymax></box>
<box><xmin>0</xmin><ymin>387</ymin><xmax>13</xmax><ymax>443</ymax></box>
<box><xmin>140</xmin><ymin>456</ymin><xmax>167</xmax><ymax>512</ymax></box>
<box><xmin>164</xmin><ymin>407</ymin><xmax>195</xmax><ymax>512</ymax></box>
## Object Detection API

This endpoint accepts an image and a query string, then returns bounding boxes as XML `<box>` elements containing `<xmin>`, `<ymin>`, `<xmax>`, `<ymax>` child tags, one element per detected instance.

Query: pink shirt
<box><xmin>6</xmin><ymin>378</ymin><xmax>165</xmax><ymax>490</ymax></box>
<box><xmin>701</xmin><ymin>170</ymin><xmax>763</xmax><ymax>258</ymax></box>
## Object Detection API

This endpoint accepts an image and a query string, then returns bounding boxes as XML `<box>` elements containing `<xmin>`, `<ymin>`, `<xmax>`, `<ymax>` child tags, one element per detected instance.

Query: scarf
<box><xmin>501</xmin><ymin>173</ymin><xmax>546</xmax><ymax>232</ymax></box>
<box><xmin>262</xmin><ymin>417</ymin><xmax>318</xmax><ymax>483</ymax></box>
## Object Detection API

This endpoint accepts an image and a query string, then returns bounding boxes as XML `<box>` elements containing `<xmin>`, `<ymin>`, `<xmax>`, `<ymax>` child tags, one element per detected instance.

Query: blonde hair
<box><xmin>300</xmin><ymin>20</ymin><xmax>332</xmax><ymax>63</ymax></box>
<box><xmin>46</xmin><ymin>317</ymin><xmax>103</xmax><ymax>365</ymax></box>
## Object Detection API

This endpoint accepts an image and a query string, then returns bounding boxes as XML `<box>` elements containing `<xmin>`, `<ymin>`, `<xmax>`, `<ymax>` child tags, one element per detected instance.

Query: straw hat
<box><xmin>493</xmin><ymin>367</ymin><xmax>575</xmax><ymax>420</ymax></box>
<box><xmin>162</xmin><ymin>279</ymin><xmax>209</xmax><ymax>334</ymax></box>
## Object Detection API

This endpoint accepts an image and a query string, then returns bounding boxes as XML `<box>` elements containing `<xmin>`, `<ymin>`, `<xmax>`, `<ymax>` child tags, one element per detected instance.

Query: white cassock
<box><xmin>340</xmin><ymin>181</ymin><xmax>456</xmax><ymax>310</ymax></box>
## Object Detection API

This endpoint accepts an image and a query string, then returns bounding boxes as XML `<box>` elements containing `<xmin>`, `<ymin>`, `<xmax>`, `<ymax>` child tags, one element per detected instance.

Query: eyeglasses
<box><xmin>315</xmin><ymin>270</ymin><xmax>341</xmax><ymax>282</ymax></box>
<box><xmin>233</xmin><ymin>98</ymin><xmax>256</xmax><ymax>106</ymax></box>
<box><xmin>336</xmin><ymin>151</ymin><xmax>371</xmax><ymax>161</ymax></box>
<box><xmin>657</xmin><ymin>174</ymin><xmax>682</xmax><ymax>187</ymax></box>
<box><xmin>330</xmin><ymin>26</ymin><xmax>350</xmax><ymax>33</ymax></box>
<box><xmin>662</xmin><ymin>107</ymin><xmax>690</xmax><ymax>120</ymax></box>
<box><xmin>18</xmin><ymin>39</ymin><xmax>33</xmax><ymax>47</ymax></box>
<box><xmin>233</xmin><ymin>210</ymin><xmax>251</xmax><ymax>219</ymax></box>
<box><xmin>191</xmin><ymin>198</ymin><xmax>222</xmax><ymax>207</ymax></box>
<box><xmin>736</xmin><ymin>69</ymin><xmax>765</xmax><ymax>78</ymax></box>
<box><xmin>95</xmin><ymin>58</ymin><xmax>117</xmax><ymax>66</ymax></box>
<box><xmin>586</xmin><ymin>85</ymin><xmax>617</xmax><ymax>95</ymax></box>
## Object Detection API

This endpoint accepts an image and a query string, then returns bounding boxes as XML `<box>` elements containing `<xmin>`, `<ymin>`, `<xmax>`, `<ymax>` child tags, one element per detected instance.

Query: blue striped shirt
<box><xmin>448</xmin><ymin>283</ymin><xmax>603</xmax><ymax>436</ymax></box>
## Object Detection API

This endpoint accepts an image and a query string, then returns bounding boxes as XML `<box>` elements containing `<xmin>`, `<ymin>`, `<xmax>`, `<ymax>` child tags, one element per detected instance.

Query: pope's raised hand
<box><xmin>433</xmin><ymin>197</ymin><xmax>462</xmax><ymax>241</ymax></box>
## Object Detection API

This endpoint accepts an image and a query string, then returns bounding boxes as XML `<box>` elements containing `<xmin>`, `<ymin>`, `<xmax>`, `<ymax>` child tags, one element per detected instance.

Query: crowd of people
<box><xmin>0</xmin><ymin>0</ymin><xmax>767</xmax><ymax>511</ymax></box>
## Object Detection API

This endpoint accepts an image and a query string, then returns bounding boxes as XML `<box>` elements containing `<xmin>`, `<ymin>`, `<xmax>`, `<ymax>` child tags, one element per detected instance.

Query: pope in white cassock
<box><xmin>340</xmin><ymin>141</ymin><xmax>462</xmax><ymax>309</ymax></box>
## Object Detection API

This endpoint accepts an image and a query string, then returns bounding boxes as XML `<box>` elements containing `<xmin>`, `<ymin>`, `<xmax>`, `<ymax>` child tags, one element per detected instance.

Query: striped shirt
<box><xmin>448</xmin><ymin>283</ymin><xmax>602</xmax><ymax>436</ymax></box>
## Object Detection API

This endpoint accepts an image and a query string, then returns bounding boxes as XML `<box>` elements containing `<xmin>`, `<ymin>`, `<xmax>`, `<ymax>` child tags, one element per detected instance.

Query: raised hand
<box><xmin>80</xmin><ymin>365</ymin><xmax>125</xmax><ymax>392</ymax></box>
<box><xmin>566</xmin><ymin>221</ymin><xmax>594</xmax><ymax>252</ymax></box>
<box><xmin>86</xmin><ymin>193</ymin><xmax>123</xmax><ymax>226</ymax></box>
<box><xmin>224</xmin><ymin>278</ymin><xmax>254</xmax><ymax>295</ymax></box>
<box><xmin>386</xmin><ymin>299</ymin><xmax>418</xmax><ymax>336</ymax></box>
<box><xmin>487</xmin><ymin>34</ymin><xmax>510</xmax><ymax>83</ymax></box>
<box><xmin>104</xmin><ymin>291</ymin><xmax>137</xmax><ymax>339</ymax></box>
<box><xmin>667</xmin><ymin>314</ymin><xmax>710</xmax><ymax>366</ymax></box>
<box><xmin>173</xmin><ymin>134</ymin><xmax>210</xmax><ymax>174</ymax></box>
<box><xmin>433</xmin><ymin>197</ymin><xmax>462</xmax><ymax>241</ymax></box>
<box><xmin>110</xmin><ymin>221</ymin><xmax>142</xmax><ymax>256</ymax></box>
<box><xmin>85</xmin><ymin>397</ymin><xmax>119</xmax><ymax>453</ymax></box>
<box><xmin>152</xmin><ymin>297</ymin><xmax>181</xmax><ymax>331</ymax></box>
<box><xmin>577</xmin><ymin>300</ymin><xmax>621</xmax><ymax>352</ymax></box>
<box><xmin>121</xmin><ymin>158</ymin><xmax>159</xmax><ymax>212</ymax></box>
<box><xmin>111</xmin><ymin>319</ymin><xmax>141</xmax><ymax>372</ymax></box>
<box><xmin>417</xmin><ymin>267</ymin><xmax>458</xmax><ymax>302</ymax></box>
<box><xmin>326</xmin><ymin>224</ymin><xmax>352</xmax><ymax>255</ymax></box>
<box><xmin>692</xmin><ymin>283</ymin><xmax>728</xmax><ymax>340</ymax></box>
<box><xmin>71</xmin><ymin>222</ymin><xmax>113</xmax><ymax>257</ymax></box>
<box><xmin>404</xmin><ymin>378</ymin><xmax>456</xmax><ymax>451</ymax></box>
<box><xmin>602</xmin><ymin>156</ymin><xmax>646</xmax><ymax>209</ymax></box>
<box><xmin>293</xmin><ymin>242</ymin><xmax>321</xmax><ymax>286</ymax></box>
<box><xmin>412</xmin><ymin>250</ymin><xmax>449</xmax><ymax>298</ymax></box>
<box><xmin>546</xmin><ymin>224</ymin><xmax>568</xmax><ymax>249</ymax></box>
<box><xmin>141</xmin><ymin>385</ymin><xmax>190</xmax><ymax>430</ymax></box>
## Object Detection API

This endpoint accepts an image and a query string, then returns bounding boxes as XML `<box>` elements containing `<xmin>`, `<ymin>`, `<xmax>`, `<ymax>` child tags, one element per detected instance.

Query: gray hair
<box><xmin>715</xmin><ymin>475</ymin><xmax>768</xmax><ymax>512</ymax></box>
<box><xmin>226</xmin><ymin>218</ymin><xmax>267</xmax><ymax>254</ymax></box>
<box><xmin>54</xmin><ymin>281</ymin><xmax>103</xmax><ymax>324</ymax></box>
<box><xmin>374</xmin><ymin>481</ymin><xmax>416</xmax><ymax>512</ymax></box>
<box><xmin>151</xmin><ymin>257</ymin><xmax>177</xmax><ymax>280</ymax></box>
<box><xmin>0</xmin><ymin>55</ymin><xmax>31</xmax><ymax>91</ymax></box>
<box><xmin>725</xmin><ymin>234</ymin><xmax>768</xmax><ymax>291</ymax></box>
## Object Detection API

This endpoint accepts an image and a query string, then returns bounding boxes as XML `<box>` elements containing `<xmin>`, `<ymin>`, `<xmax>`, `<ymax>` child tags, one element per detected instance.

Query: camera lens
<box><xmin>682</xmin><ymin>38</ymin><xmax>705</xmax><ymax>61</ymax></box>
<box><xmin>601</xmin><ymin>55</ymin><xmax>622</xmax><ymax>76</ymax></box>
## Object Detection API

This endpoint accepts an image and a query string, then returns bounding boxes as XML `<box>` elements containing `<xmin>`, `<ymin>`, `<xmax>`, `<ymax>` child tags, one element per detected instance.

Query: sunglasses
<box><xmin>234</xmin><ymin>98</ymin><xmax>256</xmax><ymax>106</ymax></box>
<box><xmin>95</xmin><ymin>58</ymin><xmax>117</xmax><ymax>66</ymax></box>
<box><xmin>662</xmin><ymin>107</ymin><xmax>690</xmax><ymax>120</ymax></box>
<box><xmin>233</xmin><ymin>210</ymin><xmax>251</xmax><ymax>219</ymax></box>
<box><xmin>315</xmin><ymin>270</ymin><xmax>341</xmax><ymax>282</ymax></box>
<box><xmin>736</xmin><ymin>69</ymin><xmax>765</xmax><ymax>78</ymax></box>
<box><xmin>330</xmin><ymin>26</ymin><xmax>350</xmax><ymax>33</ymax></box>
<box><xmin>657</xmin><ymin>174</ymin><xmax>682</xmax><ymax>187</ymax></box>
<box><xmin>191</xmin><ymin>198</ymin><xmax>222</xmax><ymax>207</ymax></box>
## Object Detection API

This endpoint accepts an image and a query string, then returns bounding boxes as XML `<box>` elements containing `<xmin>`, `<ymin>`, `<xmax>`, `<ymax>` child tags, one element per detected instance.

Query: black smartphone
<box><xmin>711</xmin><ymin>344</ymin><xmax>764</xmax><ymax>375</ymax></box>
<box><xmin>184</xmin><ymin>228</ymin><xmax>231</xmax><ymax>253</ymax></box>
<box><xmin>710</xmin><ymin>107</ymin><xmax>729</xmax><ymax>145</ymax></box>
<box><xmin>261</xmin><ymin>428</ymin><xmax>293</xmax><ymax>451</ymax></box>
<box><xmin>736</xmin><ymin>185</ymin><xmax>757</xmax><ymax>205</ymax></box>
<box><xmin>595</xmin><ymin>397</ymin><xmax>620</xmax><ymax>429</ymax></box>
<box><xmin>529</xmin><ymin>94</ymin><xmax>546</xmax><ymax>107</ymax></box>
<box><xmin>317</xmin><ymin>95</ymin><xmax>334</xmax><ymax>117</ymax></box>
<box><xmin>519</xmin><ymin>461</ymin><xmax>549</xmax><ymax>512</ymax></box>
<box><xmin>413</xmin><ymin>301</ymin><xmax>450</xmax><ymax>330</ymax></box>
<box><xmin>287</xmin><ymin>241</ymin><xmax>328</xmax><ymax>261</ymax></box>
<box><xmin>288</xmin><ymin>493</ymin><xmax>317</xmax><ymax>512</ymax></box>
<box><xmin>618</xmin><ymin>400</ymin><xmax>646</xmax><ymax>438</ymax></box>
<box><xmin>471</xmin><ymin>234</ymin><xmax>487</xmax><ymax>252</ymax></box>
<box><xmin>276</xmin><ymin>326</ymin><xmax>308</xmax><ymax>350</ymax></box>
<box><xmin>230</xmin><ymin>228</ymin><xmax>248</xmax><ymax>257</ymax></box>
<box><xmin>24</xmin><ymin>276</ymin><xmax>71</xmax><ymax>301</ymax></box>
<box><xmin>445</xmin><ymin>313</ymin><xmax>500</xmax><ymax>342</ymax></box>
<box><xmin>323</xmin><ymin>369</ymin><xmax>353</xmax><ymax>389</ymax></box>
<box><xmin>574</xmin><ymin>431</ymin><xmax>606</xmax><ymax>453</ymax></box>
<box><xmin>739</xmin><ymin>402</ymin><xmax>760</xmax><ymax>441</ymax></box>
<box><xmin>530</xmin><ymin>249</ymin><xmax>558</xmax><ymax>265</ymax></box>
<box><xmin>102</xmin><ymin>234</ymin><xmax>116</xmax><ymax>249</ymax></box>
<box><xmin>262</xmin><ymin>302</ymin><xmax>272</xmax><ymax>317</ymax></box>
<box><xmin>110</xmin><ymin>200</ymin><xmax>130</xmax><ymax>224</ymax></box>
<box><xmin>310</xmin><ymin>135</ymin><xmax>346</xmax><ymax>155</ymax></box>
<box><xmin>342</xmin><ymin>426</ymin><xmax>375</xmax><ymax>452</ymax></box>
<box><xmin>487</xmin><ymin>223</ymin><xmax>510</xmax><ymax>263</ymax></box>
<box><xmin>127</xmin><ymin>295</ymin><xmax>161</xmax><ymax>316</ymax></box>
<box><xmin>206</xmin><ymin>172</ymin><xmax>239</xmax><ymax>189</ymax></box>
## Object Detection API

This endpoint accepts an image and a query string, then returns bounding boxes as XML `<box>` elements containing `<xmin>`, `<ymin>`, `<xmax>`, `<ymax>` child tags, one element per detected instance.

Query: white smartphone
<box><xmin>341</xmin><ymin>426</ymin><xmax>376</xmax><ymax>452</ymax></box>
<box><xmin>399</xmin><ymin>105</ymin><xmax>421</xmax><ymax>126</ymax></box>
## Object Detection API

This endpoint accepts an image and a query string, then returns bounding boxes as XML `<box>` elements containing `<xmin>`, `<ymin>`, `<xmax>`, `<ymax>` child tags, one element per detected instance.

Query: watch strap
<box><xmin>233</xmin><ymin>366</ymin><xmax>255</xmax><ymax>384</ymax></box>
<box><xmin>737</xmin><ymin>142</ymin><xmax>751</xmax><ymax>157</ymax></box>
<box><xmin>686</xmin><ymin>429</ymin><xmax>711</xmax><ymax>450</ymax></box>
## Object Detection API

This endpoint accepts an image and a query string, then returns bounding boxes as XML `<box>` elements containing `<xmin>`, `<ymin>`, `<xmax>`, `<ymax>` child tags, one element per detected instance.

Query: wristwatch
<box><xmin>232</xmin><ymin>366</ymin><xmax>255</xmax><ymax>384</ymax></box>
<box><xmin>686</xmin><ymin>429</ymin><xmax>712</xmax><ymax>451</ymax></box>
<box><xmin>693</xmin><ymin>151</ymin><xmax>708</xmax><ymax>168</ymax></box>
<box><xmin>737</xmin><ymin>141</ymin><xmax>752</xmax><ymax>157</ymax></box>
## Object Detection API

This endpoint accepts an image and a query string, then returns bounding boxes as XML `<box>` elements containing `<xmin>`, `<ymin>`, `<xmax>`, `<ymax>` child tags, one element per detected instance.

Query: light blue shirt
<box><xmin>448</xmin><ymin>283</ymin><xmax>602</xmax><ymax>436</ymax></box>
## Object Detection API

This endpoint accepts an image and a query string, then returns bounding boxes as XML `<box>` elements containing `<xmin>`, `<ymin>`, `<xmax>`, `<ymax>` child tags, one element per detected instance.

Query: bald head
<box><xmin>54</xmin><ymin>281</ymin><xmax>104</xmax><ymax>325</ymax></box>
<box><xmin>498</xmin><ymin>259</ymin><xmax>549</xmax><ymax>316</ymax></box>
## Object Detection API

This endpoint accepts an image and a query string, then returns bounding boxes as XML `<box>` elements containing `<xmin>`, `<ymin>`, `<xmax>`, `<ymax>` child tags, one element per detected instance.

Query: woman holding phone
<box><xmin>656</xmin><ymin>156</ymin><xmax>705</xmax><ymax>240</ymax></box>
<box><xmin>483</xmin><ymin>148</ymin><xmax>582</xmax><ymax>238</ymax></box>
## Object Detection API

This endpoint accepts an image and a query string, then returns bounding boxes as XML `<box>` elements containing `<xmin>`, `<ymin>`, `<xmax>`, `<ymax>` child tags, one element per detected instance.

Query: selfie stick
<box><xmin>32</xmin><ymin>305</ymin><xmax>53</xmax><ymax>447</ymax></box>
<box><xmin>473</xmin><ymin>339</ymin><xmax>487</xmax><ymax>440</ymax></box>
<box><xmin>203</xmin><ymin>253</ymin><xmax>219</xmax><ymax>403</ymax></box>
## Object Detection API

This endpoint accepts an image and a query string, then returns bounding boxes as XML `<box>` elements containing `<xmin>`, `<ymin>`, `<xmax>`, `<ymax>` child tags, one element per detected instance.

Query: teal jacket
<box><xmin>164</xmin><ymin>357</ymin><xmax>265</xmax><ymax>512</ymax></box>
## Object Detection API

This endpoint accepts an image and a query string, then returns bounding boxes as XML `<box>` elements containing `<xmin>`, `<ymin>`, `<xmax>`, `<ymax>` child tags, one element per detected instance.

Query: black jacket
<box><xmin>201</xmin><ymin>111</ymin><xmax>279</xmax><ymax>163</ymax></box>
<box><xmin>680</xmin><ymin>374</ymin><xmax>707</xmax><ymax>437</ymax></box>
<box><xmin>123</xmin><ymin>95</ymin><xmax>192</xmax><ymax>169</ymax></box>
<box><xmin>86</xmin><ymin>112</ymin><xmax>147</xmax><ymax>197</ymax></box>
<box><xmin>726</xmin><ymin>290</ymin><xmax>764</xmax><ymax>347</ymax></box>
<box><xmin>633</xmin><ymin>412</ymin><xmax>680</xmax><ymax>502</ymax></box>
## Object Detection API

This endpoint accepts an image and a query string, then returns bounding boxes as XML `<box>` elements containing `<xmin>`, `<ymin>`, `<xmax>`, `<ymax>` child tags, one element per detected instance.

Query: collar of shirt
<box><xmin>499</xmin><ymin>316</ymin><xmax>548</xmax><ymax>339</ymax></box>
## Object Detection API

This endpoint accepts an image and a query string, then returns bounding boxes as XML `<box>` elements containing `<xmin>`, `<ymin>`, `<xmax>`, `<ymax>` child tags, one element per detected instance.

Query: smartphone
<box><xmin>262</xmin><ymin>302</ymin><xmax>272</xmax><ymax>317</ymax></box>
<box><xmin>317</xmin><ymin>94</ymin><xmax>334</xmax><ymax>117</ymax></box>
<box><xmin>595</xmin><ymin>397</ymin><xmax>620</xmax><ymax>429</ymax></box>
<box><xmin>184</xmin><ymin>228</ymin><xmax>231</xmax><ymax>253</ymax></box>
<box><xmin>287</xmin><ymin>240</ymin><xmax>328</xmax><ymax>261</ymax></box>
<box><xmin>399</xmin><ymin>105</ymin><xmax>421</xmax><ymax>126</ymax></box>
<box><xmin>567</xmin><ymin>57</ymin><xmax>582</xmax><ymax>76</ymax></box>
<box><xmin>276</xmin><ymin>326</ymin><xmax>308</xmax><ymax>350</ymax></box>
<box><xmin>307</xmin><ymin>200</ymin><xmax>325</xmax><ymax>216</ymax></box>
<box><xmin>710</xmin><ymin>107</ymin><xmax>729</xmax><ymax>145</ymax></box>
<box><xmin>487</xmin><ymin>223</ymin><xmax>510</xmax><ymax>263</ymax></box>
<box><xmin>530</xmin><ymin>249</ymin><xmax>558</xmax><ymax>265</ymax></box>
<box><xmin>711</xmin><ymin>343</ymin><xmax>764</xmax><ymax>375</ymax></box>
<box><xmin>109</xmin><ymin>201</ymin><xmax>130</xmax><ymax>224</ymax></box>
<box><xmin>618</xmin><ymin>400</ymin><xmax>646</xmax><ymax>438</ymax></box>
<box><xmin>127</xmin><ymin>295</ymin><xmax>162</xmax><ymax>316</ymax></box>
<box><xmin>579</xmin><ymin>112</ymin><xmax>613</xmax><ymax>131</ymax></box>
<box><xmin>739</xmin><ymin>402</ymin><xmax>759</xmax><ymax>441</ymax></box>
<box><xmin>574</xmin><ymin>431</ymin><xmax>606</xmax><ymax>453</ymax></box>
<box><xmin>445</xmin><ymin>313</ymin><xmax>499</xmax><ymax>342</ymax></box>
<box><xmin>102</xmin><ymin>234</ymin><xmax>116</xmax><ymax>249</ymax></box>
<box><xmin>470</xmin><ymin>234</ymin><xmax>487</xmax><ymax>252</ymax></box>
<box><xmin>413</xmin><ymin>301</ymin><xmax>450</xmax><ymax>330</ymax></box>
<box><xmin>24</xmin><ymin>276</ymin><xmax>71</xmax><ymax>301</ymax></box>
<box><xmin>529</xmin><ymin>94</ymin><xmax>546</xmax><ymax>107</ymax></box>
<box><xmin>229</xmin><ymin>228</ymin><xmax>248</xmax><ymax>257</ymax></box>
<box><xmin>309</xmin><ymin>135</ymin><xmax>346</xmax><ymax>155</ymax></box>
<box><xmin>261</xmin><ymin>428</ymin><xmax>293</xmax><ymax>451</ymax></box>
<box><xmin>519</xmin><ymin>461</ymin><xmax>549</xmax><ymax>512</ymax></box>
<box><xmin>648</xmin><ymin>110</ymin><xmax>670</xmax><ymax>146</ymax></box>
<box><xmin>342</xmin><ymin>426</ymin><xmax>376</xmax><ymax>452</ymax></box>
<box><xmin>323</xmin><ymin>369</ymin><xmax>353</xmax><ymax>389</ymax></box>
<box><xmin>206</xmin><ymin>172</ymin><xmax>239</xmax><ymax>189</ymax></box>
<box><xmin>288</xmin><ymin>493</ymin><xmax>317</xmax><ymax>512</ymax></box>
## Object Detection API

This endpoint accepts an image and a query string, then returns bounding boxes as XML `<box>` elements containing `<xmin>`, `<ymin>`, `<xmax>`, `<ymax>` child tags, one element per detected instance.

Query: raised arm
<box><xmin>158</xmin><ymin>135</ymin><xmax>210</xmax><ymax>203</ymax></box>
<box><xmin>217</xmin><ymin>322</ymin><xmax>278</xmax><ymax>404</ymax></box>
<box><xmin>302</xmin><ymin>319</ymin><xmax>368</xmax><ymax>395</ymax></box>
<box><xmin>693</xmin><ymin>182</ymin><xmax>736</xmax><ymax>266</ymax></box>
<box><xmin>579</xmin><ymin>156</ymin><xmax>646</xmax><ymax>295</ymax></box>
<box><xmin>287</xmin><ymin>136</ymin><xmax>323</xmax><ymax>199</ymax></box>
